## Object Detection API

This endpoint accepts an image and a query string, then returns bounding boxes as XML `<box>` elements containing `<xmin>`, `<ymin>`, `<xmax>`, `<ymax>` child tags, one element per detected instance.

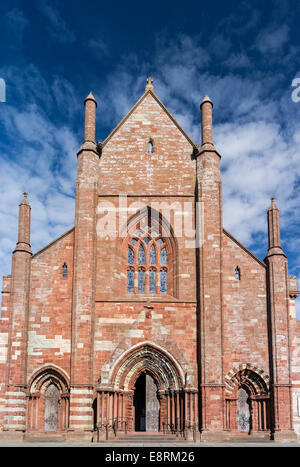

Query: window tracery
<box><xmin>126</xmin><ymin>226</ymin><xmax>168</xmax><ymax>295</ymax></box>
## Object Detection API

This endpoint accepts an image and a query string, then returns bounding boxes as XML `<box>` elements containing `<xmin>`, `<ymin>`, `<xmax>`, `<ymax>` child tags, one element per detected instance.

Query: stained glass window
<box><xmin>160</xmin><ymin>270</ymin><xmax>167</xmax><ymax>294</ymax></box>
<box><xmin>149</xmin><ymin>270</ymin><xmax>156</xmax><ymax>294</ymax></box>
<box><xmin>127</xmin><ymin>247</ymin><xmax>134</xmax><ymax>264</ymax></box>
<box><xmin>126</xmin><ymin>227</ymin><xmax>169</xmax><ymax>295</ymax></box>
<box><xmin>127</xmin><ymin>269</ymin><xmax>134</xmax><ymax>293</ymax></box>
<box><xmin>138</xmin><ymin>270</ymin><xmax>145</xmax><ymax>293</ymax></box>
<box><xmin>138</xmin><ymin>244</ymin><xmax>145</xmax><ymax>264</ymax></box>
<box><xmin>160</xmin><ymin>247</ymin><xmax>167</xmax><ymax>265</ymax></box>
<box><xmin>149</xmin><ymin>244</ymin><xmax>156</xmax><ymax>265</ymax></box>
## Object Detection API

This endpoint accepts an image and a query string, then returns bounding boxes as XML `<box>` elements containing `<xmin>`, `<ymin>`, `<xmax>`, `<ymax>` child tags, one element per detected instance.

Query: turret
<box><xmin>70</xmin><ymin>93</ymin><xmax>99</xmax><ymax>434</ymax></box>
<box><xmin>196</xmin><ymin>95</ymin><xmax>224</xmax><ymax>438</ymax></box>
<box><xmin>5</xmin><ymin>193</ymin><xmax>32</xmax><ymax>431</ymax></box>
<box><xmin>83</xmin><ymin>92</ymin><xmax>97</xmax><ymax>143</ymax></box>
<box><xmin>13</xmin><ymin>193</ymin><xmax>32</xmax><ymax>254</ymax></box>
<box><xmin>266</xmin><ymin>198</ymin><xmax>286</xmax><ymax>258</ymax></box>
<box><xmin>265</xmin><ymin>198</ymin><xmax>296</xmax><ymax>440</ymax></box>
<box><xmin>200</xmin><ymin>95</ymin><xmax>213</xmax><ymax>146</ymax></box>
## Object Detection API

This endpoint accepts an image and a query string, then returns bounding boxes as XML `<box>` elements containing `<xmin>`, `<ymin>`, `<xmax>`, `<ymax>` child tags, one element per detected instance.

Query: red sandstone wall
<box><xmin>0</xmin><ymin>276</ymin><xmax>11</xmax><ymax>427</ymax></box>
<box><xmin>93</xmin><ymin>91</ymin><xmax>199</xmax><ymax>389</ymax></box>
<box><xmin>222</xmin><ymin>230</ymin><xmax>269</xmax><ymax>376</ymax></box>
<box><xmin>96</xmin><ymin>92</ymin><xmax>197</xmax><ymax>302</ymax></box>
<box><xmin>95</xmin><ymin>197</ymin><xmax>196</xmax><ymax>302</ymax></box>
<box><xmin>93</xmin><ymin>302</ymin><xmax>198</xmax><ymax>388</ymax></box>
<box><xmin>290</xmin><ymin>300</ymin><xmax>300</xmax><ymax>434</ymax></box>
<box><xmin>26</xmin><ymin>229</ymin><xmax>74</xmax><ymax>382</ymax></box>
<box><xmin>99</xmin><ymin>92</ymin><xmax>196</xmax><ymax>196</ymax></box>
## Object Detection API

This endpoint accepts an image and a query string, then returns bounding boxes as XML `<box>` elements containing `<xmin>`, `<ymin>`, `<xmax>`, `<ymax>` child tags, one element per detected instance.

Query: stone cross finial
<box><xmin>270</xmin><ymin>197</ymin><xmax>277</xmax><ymax>209</ymax></box>
<box><xmin>20</xmin><ymin>192</ymin><xmax>29</xmax><ymax>206</ymax></box>
<box><xmin>145</xmin><ymin>77</ymin><xmax>154</xmax><ymax>91</ymax></box>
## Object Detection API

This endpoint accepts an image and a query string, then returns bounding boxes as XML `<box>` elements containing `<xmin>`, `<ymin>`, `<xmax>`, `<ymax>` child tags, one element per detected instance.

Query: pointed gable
<box><xmin>99</xmin><ymin>89</ymin><xmax>197</xmax><ymax>196</ymax></box>
<box><xmin>102</xmin><ymin>89</ymin><xmax>197</xmax><ymax>149</ymax></box>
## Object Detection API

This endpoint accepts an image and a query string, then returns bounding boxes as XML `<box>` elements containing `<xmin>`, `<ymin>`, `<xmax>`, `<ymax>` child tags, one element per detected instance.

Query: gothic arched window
<box><xmin>235</xmin><ymin>266</ymin><xmax>241</xmax><ymax>280</ymax></box>
<box><xmin>147</xmin><ymin>140</ymin><xmax>154</xmax><ymax>154</ymax></box>
<box><xmin>62</xmin><ymin>263</ymin><xmax>68</xmax><ymax>278</ymax></box>
<box><xmin>126</xmin><ymin>226</ymin><xmax>168</xmax><ymax>295</ymax></box>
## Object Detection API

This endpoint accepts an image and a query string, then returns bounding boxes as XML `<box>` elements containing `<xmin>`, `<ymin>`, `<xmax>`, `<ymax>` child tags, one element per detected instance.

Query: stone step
<box><xmin>112</xmin><ymin>432</ymin><xmax>182</xmax><ymax>443</ymax></box>
<box><xmin>24</xmin><ymin>433</ymin><xmax>67</xmax><ymax>442</ymax></box>
<box><xmin>118</xmin><ymin>437</ymin><xmax>178</xmax><ymax>440</ymax></box>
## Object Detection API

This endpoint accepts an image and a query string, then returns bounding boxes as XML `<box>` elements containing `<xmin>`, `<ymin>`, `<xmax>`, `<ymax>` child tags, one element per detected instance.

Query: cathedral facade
<box><xmin>0</xmin><ymin>78</ymin><xmax>300</xmax><ymax>442</ymax></box>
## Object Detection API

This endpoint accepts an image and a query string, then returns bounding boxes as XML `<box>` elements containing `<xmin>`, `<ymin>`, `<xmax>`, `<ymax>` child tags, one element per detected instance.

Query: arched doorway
<box><xmin>133</xmin><ymin>372</ymin><xmax>160</xmax><ymax>432</ymax></box>
<box><xmin>224</xmin><ymin>365</ymin><xmax>270</xmax><ymax>434</ymax></box>
<box><xmin>27</xmin><ymin>366</ymin><xmax>70</xmax><ymax>433</ymax></box>
<box><xmin>96</xmin><ymin>343</ymin><xmax>195</xmax><ymax>435</ymax></box>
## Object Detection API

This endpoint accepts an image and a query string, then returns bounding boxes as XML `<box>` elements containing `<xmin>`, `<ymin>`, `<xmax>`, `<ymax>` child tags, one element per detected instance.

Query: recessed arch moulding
<box><xmin>95</xmin><ymin>342</ymin><xmax>198</xmax><ymax>435</ymax></box>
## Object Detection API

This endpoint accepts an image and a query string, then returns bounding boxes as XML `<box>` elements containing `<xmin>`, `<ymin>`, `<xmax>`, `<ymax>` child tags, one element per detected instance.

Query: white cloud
<box><xmin>38</xmin><ymin>1</ymin><xmax>76</xmax><ymax>44</ymax></box>
<box><xmin>224</xmin><ymin>53</ymin><xmax>252</xmax><ymax>69</ymax></box>
<box><xmin>255</xmin><ymin>24</ymin><xmax>289</xmax><ymax>54</ymax></box>
<box><xmin>88</xmin><ymin>39</ymin><xmax>110</xmax><ymax>59</ymax></box>
<box><xmin>51</xmin><ymin>77</ymin><xmax>82</xmax><ymax>120</ymax></box>
<box><xmin>0</xmin><ymin>70</ymin><xmax>79</xmax><ymax>290</ymax></box>
<box><xmin>2</xmin><ymin>8</ymin><xmax>28</xmax><ymax>45</ymax></box>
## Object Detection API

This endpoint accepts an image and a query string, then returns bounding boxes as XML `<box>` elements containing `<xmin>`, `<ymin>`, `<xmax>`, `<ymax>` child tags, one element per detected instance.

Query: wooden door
<box><xmin>44</xmin><ymin>383</ymin><xmax>59</xmax><ymax>432</ymax></box>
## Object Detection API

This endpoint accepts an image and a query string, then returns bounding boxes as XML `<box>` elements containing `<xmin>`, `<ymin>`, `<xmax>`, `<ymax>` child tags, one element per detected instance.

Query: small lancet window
<box><xmin>147</xmin><ymin>140</ymin><xmax>154</xmax><ymax>154</ymax></box>
<box><xmin>62</xmin><ymin>263</ymin><xmax>68</xmax><ymax>278</ymax></box>
<box><xmin>235</xmin><ymin>266</ymin><xmax>241</xmax><ymax>280</ymax></box>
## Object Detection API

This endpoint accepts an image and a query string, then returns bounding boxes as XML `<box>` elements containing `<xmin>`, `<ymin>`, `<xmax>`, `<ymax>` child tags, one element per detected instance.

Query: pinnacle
<box><xmin>200</xmin><ymin>94</ymin><xmax>213</xmax><ymax>108</ymax></box>
<box><xmin>84</xmin><ymin>91</ymin><xmax>97</xmax><ymax>106</ymax></box>
<box><xmin>20</xmin><ymin>192</ymin><xmax>30</xmax><ymax>205</ymax></box>
<box><xmin>269</xmin><ymin>197</ymin><xmax>278</xmax><ymax>210</ymax></box>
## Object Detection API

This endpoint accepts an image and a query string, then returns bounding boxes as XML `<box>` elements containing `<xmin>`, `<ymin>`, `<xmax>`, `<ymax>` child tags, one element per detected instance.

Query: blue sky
<box><xmin>0</xmin><ymin>0</ymin><xmax>299</xmax><ymax>315</ymax></box>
